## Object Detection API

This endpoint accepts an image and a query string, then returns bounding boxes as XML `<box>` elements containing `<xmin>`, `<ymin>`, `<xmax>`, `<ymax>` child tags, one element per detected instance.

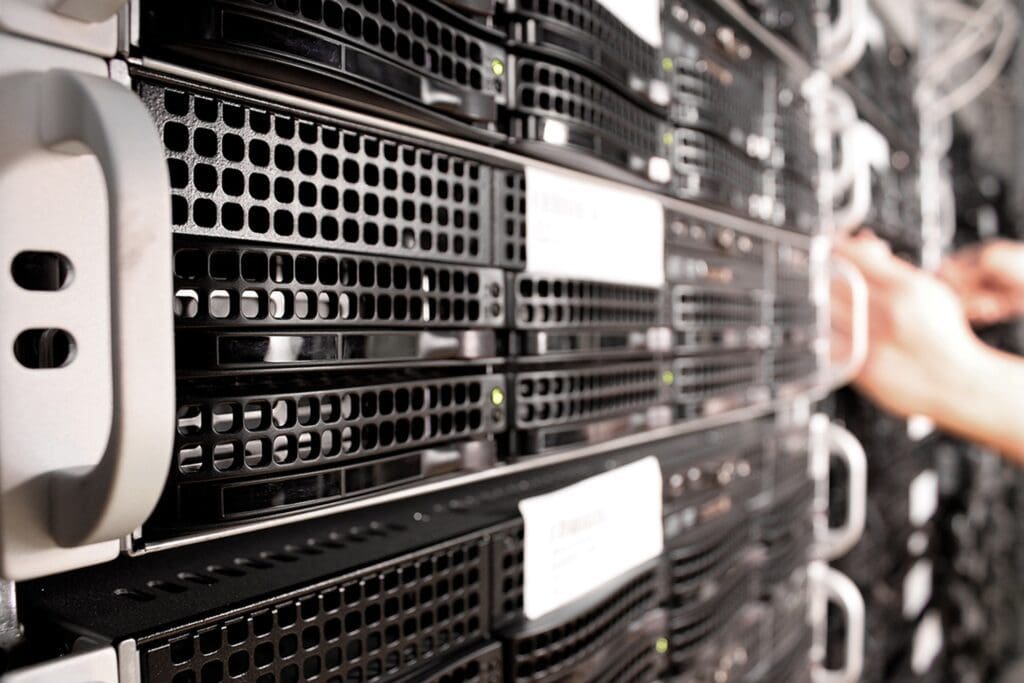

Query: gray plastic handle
<box><xmin>54</xmin><ymin>0</ymin><xmax>125</xmax><ymax>23</ymax></box>
<box><xmin>3</xmin><ymin>70</ymin><xmax>174</xmax><ymax>547</ymax></box>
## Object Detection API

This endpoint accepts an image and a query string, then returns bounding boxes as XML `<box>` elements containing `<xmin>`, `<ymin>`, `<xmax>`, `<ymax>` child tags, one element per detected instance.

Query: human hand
<box><xmin>832</xmin><ymin>232</ymin><xmax>983</xmax><ymax>419</ymax></box>
<box><xmin>939</xmin><ymin>239</ymin><xmax>1024</xmax><ymax>325</ymax></box>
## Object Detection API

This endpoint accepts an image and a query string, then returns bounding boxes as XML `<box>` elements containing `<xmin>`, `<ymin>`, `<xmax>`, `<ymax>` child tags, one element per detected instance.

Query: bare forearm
<box><xmin>931</xmin><ymin>343</ymin><xmax>1024</xmax><ymax>463</ymax></box>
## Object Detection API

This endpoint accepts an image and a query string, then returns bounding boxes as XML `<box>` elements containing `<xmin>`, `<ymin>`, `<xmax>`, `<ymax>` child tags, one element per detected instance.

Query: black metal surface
<box><xmin>500</xmin><ymin>0</ymin><xmax>665</xmax><ymax>111</ymax></box>
<box><xmin>139</xmin><ymin>0</ymin><xmax>508</xmax><ymax>132</ymax></box>
<box><xmin>137</xmin><ymin>73</ymin><xmax>522</xmax><ymax>265</ymax></box>
<box><xmin>506</xmin><ymin>55</ymin><xmax>671</xmax><ymax>184</ymax></box>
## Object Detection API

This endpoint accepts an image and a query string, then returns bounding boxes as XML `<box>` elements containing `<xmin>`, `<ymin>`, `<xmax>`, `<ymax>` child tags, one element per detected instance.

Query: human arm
<box><xmin>832</xmin><ymin>233</ymin><xmax>1024</xmax><ymax>463</ymax></box>
<box><xmin>939</xmin><ymin>239</ymin><xmax>1024</xmax><ymax>325</ymax></box>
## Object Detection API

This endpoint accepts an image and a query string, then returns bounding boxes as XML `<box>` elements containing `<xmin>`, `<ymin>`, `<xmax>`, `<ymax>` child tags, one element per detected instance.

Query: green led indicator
<box><xmin>662</xmin><ymin>57</ymin><xmax>674</xmax><ymax>72</ymax></box>
<box><xmin>491</xmin><ymin>58</ymin><xmax>506</xmax><ymax>77</ymax></box>
<box><xmin>662</xmin><ymin>370</ymin><xmax>675</xmax><ymax>385</ymax></box>
<box><xmin>662</xmin><ymin>132</ymin><xmax>674</xmax><ymax>146</ymax></box>
<box><xmin>490</xmin><ymin>387</ymin><xmax>506</xmax><ymax>406</ymax></box>
<box><xmin>655</xmin><ymin>637</ymin><xmax>669</xmax><ymax>654</ymax></box>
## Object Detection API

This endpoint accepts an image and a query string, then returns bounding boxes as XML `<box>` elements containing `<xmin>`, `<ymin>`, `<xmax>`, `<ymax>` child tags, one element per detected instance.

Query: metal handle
<box><xmin>829</xmin><ymin>256</ymin><xmax>869</xmax><ymax>388</ymax></box>
<box><xmin>0</xmin><ymin>70</ymin><xmax>175</xmax><ymax>547</ymax></box>
<box><xmin>810</xmin><ymin>416</ymin><xmax>868</xmax><ymax>561</ymax></box>
<box><xmin>809</xmin><ymin>561</ymin><xmax>865</xmax><ymax>683</ymax></box>
<box><xmin>820</xmin><ymin>0</ymin><xmax>869</xmax><ymax>76</ymax></box>
<box><xmin>831</xmin><ymin>122</ymin><xmax>889</xmax><ymax>234</ymax></box>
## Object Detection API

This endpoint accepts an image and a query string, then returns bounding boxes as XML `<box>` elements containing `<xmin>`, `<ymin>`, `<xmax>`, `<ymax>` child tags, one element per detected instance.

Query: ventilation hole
<box><xmin>11</xmin><ymin>251</ymin><xmax>73</xmax><ymax>291</ymax></box>
<box><xmin>114</xmin><ymin>588</ymin><xmax>155</xmax><ymax>602</ymax></box>
<box><xmin>13</xmin><ymin>329</ymin><xmax>75</xmax><ymax>369</ymax></box>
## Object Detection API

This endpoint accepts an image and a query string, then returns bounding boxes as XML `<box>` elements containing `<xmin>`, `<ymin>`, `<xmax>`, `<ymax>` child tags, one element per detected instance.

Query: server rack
<box><xmin>9</xmin><ymin>0</ymin><xmax>991</xmax><ymax>681</ymax></box>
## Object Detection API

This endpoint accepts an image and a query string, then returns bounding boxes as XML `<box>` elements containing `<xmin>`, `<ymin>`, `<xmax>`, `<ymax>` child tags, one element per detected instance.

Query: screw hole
<box><xmin>11</xmin><ymin>251</ymin><xmax>73</xmax><ymax>291</ymax></box>
<box><xmin>13</xmin><ymin>329</ymin><xmax>76</xmax><ymax>369</ymax></box>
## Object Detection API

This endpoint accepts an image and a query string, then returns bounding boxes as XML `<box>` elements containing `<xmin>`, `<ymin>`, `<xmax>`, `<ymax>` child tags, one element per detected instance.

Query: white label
<box><xmin>525</xmin><ymin>165</ymin><xmax>665</xmax><ymax>287</ymax></box>
<box><xmin>599</xmin><ymin>0</ymin><xmax>663</xmax><ymax>47</ymax></box>
<box><xmin>911</xmin><ymin>611</ymin><xmax>943</xmax><ymax>675</ymax></box>
<box><xmin>902</xmin><ymin>559</ymin><xmax>933</xmax><ymax>620</ymax></box>
<box><xmin>518</xmin><ymin>457</ymin><xmax>664</xmax><ymax>620</ymax></box>
<box><xmin>908</xmin><ymin>470</ymin><xmax>938</xmax><ymax>527</ymax></box>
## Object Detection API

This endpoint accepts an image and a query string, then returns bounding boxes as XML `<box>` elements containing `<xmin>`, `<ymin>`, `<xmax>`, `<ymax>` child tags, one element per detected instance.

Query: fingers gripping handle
<box><xmin>810</xmin><ymin>562</ymin><xmax>866</xmax><ymax>683</ymax></box>
<box><xmin>15</xmin><ymin>70</ymin><xmax>176</xmax><ymax>547</ymax></box>
<box><xmin>829</xmin><ymin>256</ymin><xmax>868</xmax><ymax>388</ymax></box>
<box><xmin>811</xmin><ymin>416</ymin><xmax>868</xmax><ymax>561</ymax></box>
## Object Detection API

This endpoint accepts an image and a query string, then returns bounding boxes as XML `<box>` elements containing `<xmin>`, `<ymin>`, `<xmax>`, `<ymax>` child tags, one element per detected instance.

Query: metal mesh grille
<box><xmin>172</xmin><ymin>240</ymin><xmax>505</xmax><ymax>329</ymax></box>
<box><xmin>491</xmin><ymin>523</ymin><xmax>525</xmax><ymax>625</ymax></box>
<box><xmin>139</xmin><ymin>534</ymin><xmax>490</xmax><ymax>683</ymax></box>
<box><xmin>672</xmin><ymin>129</ymin><xmax>765</xmax><ymax>215</ymax></box>
<box><xmin>173</xmin><ymin>373</ymin><xmax>506</xmax><ymax>482</ymax></box>
<box><xmin>504</xmin><ymin>566</ymin><xmax>663</xmax><ymax>682</ymax></box>
<box><xmin>138</xmin><ymin>78</ymin><xmax>498</xmax><ymax>264</ymax></box>
<box><xmin>669</xmin><ymin>56</ymin><xmax>764</xmax><ymax>144</ymax></box>
<box><xmin>493</xmin><ymin>169</ymin><xmax>527</xmax><ymax>270</ymax></box>
<box><xmin>667</xmin><ymin>561</ymin><xmax>752</xmax><ymax>667</ymax></box>
<box><xmin>672</xmin><ymin>353</ymin><xmax>767</xmax><ymax>416</ymax></box>
<box><xmin>672</xmin><ymin>286</ymin><xmax>763</xmax><ymax>330</ymax></box>
<box><xmin>772</xmin><ymin>346</ymin><xmax>818</xmax><ymax>387</ymax></box>
<box><xmin>511</xmin><ymin>57</ymin><xmax>665</xmax><ymax>168</ymax></box>
<box><xmin>421</xmin><ymin>642</ymin><xmax>502</xmax><ymax>683</ymax></box>
<box><xmin>513</xmin><ymin>361</ymin><xmax>667</xmax><ymax>428</ymax></box>
<box><xmin>506</xmin><ymin>0</ymin><xmax>660</xmax><ymax>90</ymax></box>
<box><xmin>777</xmin><ymin>173</ymin><xmax>819</xmax><ymax>234</ymax></box>
<box><xmin>226</xmin><ymin>0</ymin><xmax>499</xmax><ymax>94</ymax></box>
<box><xmin>142</xmin><ymin>0</ymin><xmax>506</xmax><ymax>123</ymax></box>
<box><xmin>776</xmin><ymin>92</ymin><xmax>816</xmax><ymax>183</ymax></box>
<box><xmin>593</xmin><ymin>643</ymin><xmax>662</xmax><ymax>683</ymax></box>
<box><xmin>667</xmin><ymin>520</ymin><xmax>750</xmax><ymax>599</ymax></box>
<box><xmin>514</xmin><ymin>275</ymin><xmax>662</xmax><ymax>330</ymax></box>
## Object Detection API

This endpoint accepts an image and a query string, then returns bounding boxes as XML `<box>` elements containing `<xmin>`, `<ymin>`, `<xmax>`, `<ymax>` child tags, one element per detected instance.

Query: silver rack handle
<box><xmin>820</xmin><ymin>0</ymin><xmax>869</xmax><ymax>77</ymax></box>
<box><xmin>811</xmin><ymin>416</ymin><xmax>868</xmax><ymax>561</ymax></box>
<box><xmin>810</xmin><ymin>561</ymin><xmax>866</xmax><ymax>683</ymax></box>
<box><xmin>829</xmin><ymin>256</ymin><xmax>869</xmax><ymax>389</ymax></box>
<box><xmin>0</xmin><ymin>69</ymin><xmax>175</xmax><ymax>547</ymax></box>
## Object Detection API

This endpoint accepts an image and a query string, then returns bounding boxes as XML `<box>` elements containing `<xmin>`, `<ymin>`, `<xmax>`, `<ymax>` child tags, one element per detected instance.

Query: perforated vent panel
<box><xmin>667</xmin><ymin>562</ymin><xmax>752</xmax><ymax>668</ymax></box>
<box><xmin>511</xmin><ymin>57</ymin><xmax>666</xmax><ymax>171</ymax></box>
<box><xmin>138</xmin><ymin>77</ymin><xmax>508</xmax><ymax>264</ymax></box>
<box><xmin>672</xmin><ymin>286</ymin><xmax>764</xmax><ymax>331</ymax></box>
<box><xmin>141</xmin><ymin>0</ymin><xmax>506</xmax><ymax>123</ymax></box>
<box><xmin>672</xmin><ymin>129</ymin><xmax>765</xmax><ymax>215</ymax></box>
<box><xmin>506</xmin><ymin>0</ymin><xmax>661</xmax><ymax>92</ymax></box>
<box><xmin>513</xmin><ymin>362</ymin><xmax>668</xmax><ymax>429</ymax></box>
<box><xmin>673</xmin><ymin>353</ymin><xmax>768</xmax><ymax>417</ymax></box>
<box><xmin>513</xmin><ymin>275</ymin><xmax>662</xmax><ymax>330</ymax></box>
<box><xmin>491</xmin><ymin>523</ymin><xmax>525</xmax><ymax>625</ymax></box>
<box><xmin>503</xmin><ymin>566</ymin><xmax>663</xmax><ymax>682</ymax></box>
<box><xmin>421</xmin><ymin>642</ymin><xmax>502</xmax><ymax>683</ymax></box>
<box><xmin>173</xmin><ymin>373</ymin><xmax>506</xmax><ymax>482</ymax></box>
<box><xmin>139</xmin><ymin>534</ymin><xmax>490</xmax><ymax>683</ymax></box>
<box><xmin>493</xmin><ymin>169</ymin><xmax>527</xmax><ymax>270</ymax></box>
<box><xmin>772</xmin><ymin>346</ymin><xmax>818</xmax><ymax>387</ymax></box>
<box><xmin>668</xmin><ymin>55</ymin><xmax>764</xmax><ymax>144</ymax></box>
<box><xmin>172</xmin><ymin>240</ymin><xmax>506</xmax><ymax>329</ymax></box>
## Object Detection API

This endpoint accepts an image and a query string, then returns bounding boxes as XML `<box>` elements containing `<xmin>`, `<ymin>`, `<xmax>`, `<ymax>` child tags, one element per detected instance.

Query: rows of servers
<box><xmin>22</xmin><ymin>421</ymin><xmax>819</xmax><ymax>683</ymax></box>
<box><xmin>124</xmin><ymin>0</ymin><xmax>823</xmax><ymax>547</ymax></box>
<box><xmin>0</xmin><ymin>0</ymin><xmax>844</xmax><ymax>682</ymax></box>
